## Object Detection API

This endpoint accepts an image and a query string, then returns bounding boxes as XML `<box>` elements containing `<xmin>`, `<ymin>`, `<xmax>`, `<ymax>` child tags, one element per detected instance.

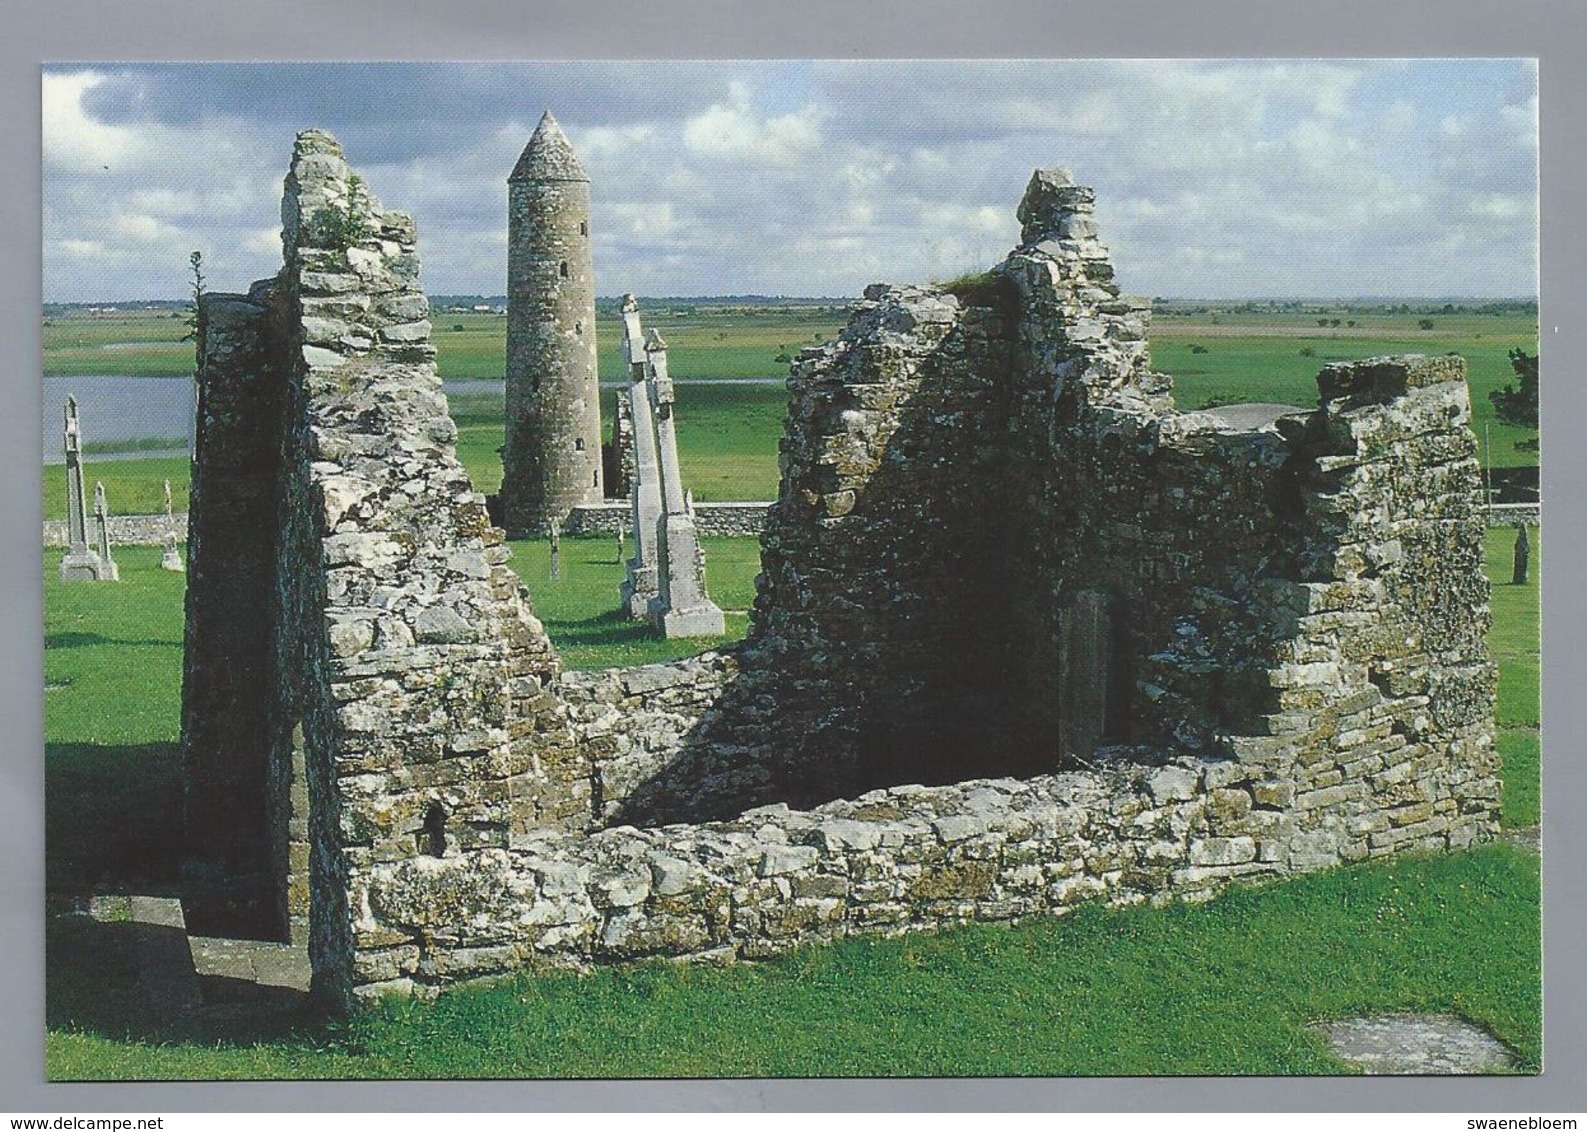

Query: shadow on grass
<box><xmin>544</xmin><ymin>608</ymin><xmax>665</xmax><ymax>649</ymax></box>
<box><xmin>46</xmin><ymin>742</ymin><xmax>183</xmax><ymax>894</ymax></box>
<box><xmin>46</xmin><ymin>631</ymin><xmax>183</xmax><ymax>650</ymax></box>
<box><xmin>47</xmin><ymin>914</ymin><xmax>330</xmax><ymax>1056</ymax></box>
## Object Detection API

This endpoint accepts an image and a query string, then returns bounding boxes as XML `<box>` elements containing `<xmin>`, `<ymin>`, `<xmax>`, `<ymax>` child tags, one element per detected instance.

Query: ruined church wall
<box><xmin>334</xmin><ymin>164</ymin><xmax>1497</xmax><ymax>999</ymax></box>
<box><xmin>277</xmin><ymin>134</ymin><xmax>596</xmax><ymax>1008</ymax></box>
<box><xmin>186</xmin><ymin>131</ymin><xmax>602</xmax><ymax>1008</ymax></box>
<box><xmin>187</xmin><ymin>142</ymin><xmax>1499</xmax><ymax>1004</ymax></box>
<box><xmin>348</xmin><ymin>350</ymin><xmax>1499</xmax><ymax>999</ymax></box>
<box><xmin>582</xmin><ymin>290</ymin><xmax>1028</xmax><ymax>825</ymax></box>
<box><xmin>181</xmin><ymin>285</ymin><xmax>289</xmax><ymax>921</ymax></box>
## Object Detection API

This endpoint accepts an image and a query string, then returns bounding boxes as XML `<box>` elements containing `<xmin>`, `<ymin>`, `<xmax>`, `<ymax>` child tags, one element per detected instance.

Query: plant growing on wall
<box><xmin>313</xmin><ymin>173</ymin><xmax>373</xmax><ymax>250</ymax></box>
<box><xmin>182</xmin><ymin>249</ymin><xmax>205</xmax><ymax>344</ymax></box>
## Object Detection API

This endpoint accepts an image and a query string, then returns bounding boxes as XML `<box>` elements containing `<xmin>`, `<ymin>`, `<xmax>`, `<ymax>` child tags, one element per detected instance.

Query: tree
<box><xmin>1490</xmin><ymin>347</ymin><xmax>1538</xmax><ymax>432</ymax></box>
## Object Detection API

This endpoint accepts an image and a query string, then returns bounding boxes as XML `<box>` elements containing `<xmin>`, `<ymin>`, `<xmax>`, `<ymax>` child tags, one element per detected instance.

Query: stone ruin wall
<box><xmin>186</xmin><ymin>133</ymin><xmax>600</xmax><ymax>1001</ymax></box>
<box><xmin>183</xmin><ymin>135</ymin><xmax>1499</xmax><ymax>1009</ymax></box>
<box><xmin>347</xmin><ymin>172</ymin><xmax>1498</xmax><ymax>997</ymax></box>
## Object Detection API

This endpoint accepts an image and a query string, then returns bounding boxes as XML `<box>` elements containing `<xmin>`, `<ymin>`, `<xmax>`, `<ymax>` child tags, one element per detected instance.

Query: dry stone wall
<box><xmin>560</xmin><ymin>500</ymin><xmax>769</xmax><ymax>538</ymax></box>
<box><xmin>183</xmin><ymin>139</ymin><xmax>1498</xmax><ymax>1007</ymax></box>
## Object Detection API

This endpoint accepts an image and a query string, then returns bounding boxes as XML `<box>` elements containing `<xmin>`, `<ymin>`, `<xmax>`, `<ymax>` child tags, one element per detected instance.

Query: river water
<box><xmin>42</xmin><ymin>374</ymin><xmax>786</xmax><ymax>464</ymax></box>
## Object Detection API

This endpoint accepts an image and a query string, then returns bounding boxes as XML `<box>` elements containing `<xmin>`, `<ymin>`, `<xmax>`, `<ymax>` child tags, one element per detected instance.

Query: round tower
<box><xmin>503</xmin><ymin>110</ymin><xmax>603</xmax><ymax>536</ymax></box>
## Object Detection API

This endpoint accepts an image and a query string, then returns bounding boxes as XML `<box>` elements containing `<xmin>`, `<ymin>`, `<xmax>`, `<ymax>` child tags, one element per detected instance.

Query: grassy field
<box><xmin>41</xmin><ymin>302</ymin><xmax>1539</xmax><ymax>522</ymax></box>
<box><xmin>42</xmin><ymin>522</ymin><xmax>1542</xmax><ymax>1079</ymax></box>
<box><xmin>43</xmin><ymin>306</ymin><xmax>848</xmax><ymax>382</ymax></box>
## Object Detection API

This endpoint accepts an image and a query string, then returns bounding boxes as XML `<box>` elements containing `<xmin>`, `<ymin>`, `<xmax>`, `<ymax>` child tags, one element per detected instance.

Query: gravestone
<box><xmin>618</xmin><ymin>295</ymin><xmax>662</xmax><ymax>618</ymax></box>
<box><xmin>549</xmin><ymin>517</ymin><xmax>562</xmax><ymax>581</ymax></box>
<box><xmin>644</xmin><ymin>329</ymin><xmax>725</xmax><ymax>638</ymax></box>
<box><xmin>161</xmin><ymin>478</ymin><xmax>185</xmax><ymax>571</ymax></box>
<box><xmin>92</xmin><ymin>481</ymin><xmax>120</xmax><ymax>582</ymax></box>
<box><xmin>1512</xmin><ymin>524</ymin><xmax>1530</xmax><ymax>585</ymax></box>
<box><xmin>162</xmin><ymin>533</ymin><xmax>185</xmax><ymax>573</ymax></box>
<box><xmin>58</xmin><ymin>397</ymin><xmax>109</xmax><ymax>582</ymax></box>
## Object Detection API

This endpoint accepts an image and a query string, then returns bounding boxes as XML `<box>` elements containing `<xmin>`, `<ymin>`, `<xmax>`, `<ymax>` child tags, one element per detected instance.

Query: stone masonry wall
<box><xmin>350</xmin><ymin>349</ymin><xmax>1498</xmax><ymax>990</ymax></box>
<box><xmin>185</xmin><ymin>131</ymin><xmax>599</xmax><ymax>1009</ymax></box>
<box><xmin>349</xmin><ymin>165</ymin><xmax>1499</xmax><ymax>991</ymax></box>
<box><xmin>180</xmin><ymin>285</ymin><xmax>287</xmax><ymax>932</ymax></box>
<box><xmin>34</xmin><ymin>494</ymin><xmax>1532</xmax><ymax>551</ymax></box>
<box><xmin>559</xmin><ymin>500</ymin><xmax>770</xmax><ymax>539</ymax></box>
<box><xmin>186</xmin><ymin>141</ymin><xmax>1497</xmax><ymax>1005</ymax></box>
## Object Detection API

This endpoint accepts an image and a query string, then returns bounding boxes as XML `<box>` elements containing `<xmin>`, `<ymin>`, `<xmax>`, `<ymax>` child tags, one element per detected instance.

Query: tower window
<box><xmin>575</xmin><ymin>437</ymin><xmax>585</xmax><ymax>451</ymax></box>
<box><xmin>559</xmin><ymin>261</ymin><xmax>569</xmax><ymax>279</ymax></box>
<box><xmin>579</xmin><ymin>221</ymin><xmax>588</xmax><ymax>236</ymax></box>
<box><xmin>575</xmin><ymin>321</ymin><xmax>583</xmax><ymax>336</ymax></box>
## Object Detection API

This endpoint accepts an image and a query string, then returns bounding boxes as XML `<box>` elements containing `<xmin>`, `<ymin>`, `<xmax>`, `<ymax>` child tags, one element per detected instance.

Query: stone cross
<box><xmin>58</xmin><ymin>397</ymin><xmax>109</xmax><ymax>582</ymax></box>
<box><xmin>160</xmin><ymin>477</ymin><xmax>184</xmax><ymax>570</ymax></box>
<box><xmin>615</xmin><ymin>525</ymin><xmax>625</xmax><ymax>566</ymax></box>
<box><xmin>92</xmin><ymin>481</ymin><xmax>120</xmax><ymax>582</ymax></box>
<box><xmin>643</xmin><ymin>329</ymin><xmax>724</xmax><ymax>638</ymax></box>
<box><xmin>1512</xmin><ymin>523</ymin><xmax>1530</xmax><ymax>586</ymax></box>
<box><xmin>548</xmin><ymin>516</ymin><xmax>562</xmax><ymax>581</ymax></box>
<box><xmin>617</xmin><ymin>295</ymin><xmax>662</xmax><ymax>618</ymax></box>
<box><xmin>162</xmin><ymin>531</ymin><xmax>185</xmax><ymax>573</ymax></box>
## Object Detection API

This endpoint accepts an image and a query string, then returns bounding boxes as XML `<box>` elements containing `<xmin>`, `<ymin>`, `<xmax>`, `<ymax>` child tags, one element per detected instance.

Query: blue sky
<box><xmin>42</xmin><ymin>60</ymin><xmax>1538</xmax><ymax>302</ymax></box>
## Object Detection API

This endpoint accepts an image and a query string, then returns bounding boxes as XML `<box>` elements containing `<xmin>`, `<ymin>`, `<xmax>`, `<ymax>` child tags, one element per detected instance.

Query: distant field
<box><xmin>41</xmin><ymin>302</ymin><xmax>1539</xmax><ymax>519</ymax></box>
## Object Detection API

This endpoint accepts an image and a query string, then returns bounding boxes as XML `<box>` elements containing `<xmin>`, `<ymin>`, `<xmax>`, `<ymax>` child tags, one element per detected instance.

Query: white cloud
<box><xmin>608</xmin><ymin>201</ymin><xmax>681</xmax><ymax>238</ymax></box>
<box><xmin>40</xmin><ymin>61</ymin><xmax>1538</xmax><ymax>301</ymax></box>
<box><xmin>42</xmin><ymin>71</ymin><xmax>142</xmax><ymax>172</ymax></box>
<box><xmin>109</xmin><ymin>212</ymin><xmax>179</xmax><ymax>242</ymax></box>
<box><xmin>56</xmin><ymin>238</ymin><xmax>107</xmax><ymax>258</ymax></box>
<box><xmin>683</xmin><ymin>83</ymin><xmax>822</xmax><ymax>166</ymax></box>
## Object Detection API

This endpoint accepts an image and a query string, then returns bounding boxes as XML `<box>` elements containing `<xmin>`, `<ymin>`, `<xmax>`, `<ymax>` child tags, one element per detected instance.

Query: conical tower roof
<box><xmin>509</xmin><ymin>111</ymin><xmax>588</xmax><ymax>183</ymax></box>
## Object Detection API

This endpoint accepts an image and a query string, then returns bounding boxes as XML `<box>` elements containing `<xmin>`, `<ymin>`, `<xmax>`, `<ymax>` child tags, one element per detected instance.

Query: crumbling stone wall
<box><xmin>560</xmin><ymin>500</ymin><xmax>769</xmax><ymax>538</ymax></box>
<box><xmin>181</xmin><ymin>285</ymin><xmax>287</xmax><ymax>933</ymax></box>
<box><xmin>185</xmin><ymin>139</ymin><xmax>1497</xmax><ymax>1007</ymax></box>
<box><xmin>184</xmin><ymin>132</ymin><xmax>593</xmax><ymax>1005</ymax></box>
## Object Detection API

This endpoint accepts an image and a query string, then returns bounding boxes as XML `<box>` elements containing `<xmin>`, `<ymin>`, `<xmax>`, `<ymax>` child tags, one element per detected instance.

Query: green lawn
<box><xmin>431</xmin><ymin>308</ymin><xmax>846</xmax><ymax>381</ymax></box>
<box><xmin>47</xmin><ymin>843</ymin><xmax>1539</xmax><ymax>1079</ymax></box>
<box><xmin>507</xmin><ymin>534</ymin><xmax>761</xmax><ymax>669</ymax></box>
<box><xmin>1489</xmin><ymin>526</ymin><xmax>1541</xmax><ymax>828</ymax></box>
<box><xmin>1152</xmin><ymin>311</ymin><xmax>1540</xmax><ymax>468</ymax></box>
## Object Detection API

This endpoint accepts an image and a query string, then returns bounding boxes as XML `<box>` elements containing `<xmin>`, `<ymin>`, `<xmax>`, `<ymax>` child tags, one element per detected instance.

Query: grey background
<box><xmin>6</xmin><ymin>0</ymin><xmax>1582</xmax><ymax>1113</ymax></box>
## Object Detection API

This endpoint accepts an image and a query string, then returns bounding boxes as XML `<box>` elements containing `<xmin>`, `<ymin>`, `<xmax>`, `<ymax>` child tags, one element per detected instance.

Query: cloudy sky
<box><xmin>42</xmin><ymin>59</ymin><xmax>1537</xmax><ymax>302</ymax></box>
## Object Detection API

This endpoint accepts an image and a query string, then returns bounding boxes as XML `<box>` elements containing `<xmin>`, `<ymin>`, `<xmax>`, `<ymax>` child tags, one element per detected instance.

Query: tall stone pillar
<box><xmin>502</xmin><ymin>110</ymin><xmax>603</xmax><ymax>536</ymax></box>
<box><xmin>645</xmin><ymin>330</ymin><xmax>725</xmax><ymax>638</ymax></box>
<box><xmin>58</xmin><ymin>396</ymin><xmax>107</xmax><ymax>581</ymax></box>
<box><xmin>619</xmin><ymin>296</ymin><xmax>662</xmax><ymax>618</ymax></box>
